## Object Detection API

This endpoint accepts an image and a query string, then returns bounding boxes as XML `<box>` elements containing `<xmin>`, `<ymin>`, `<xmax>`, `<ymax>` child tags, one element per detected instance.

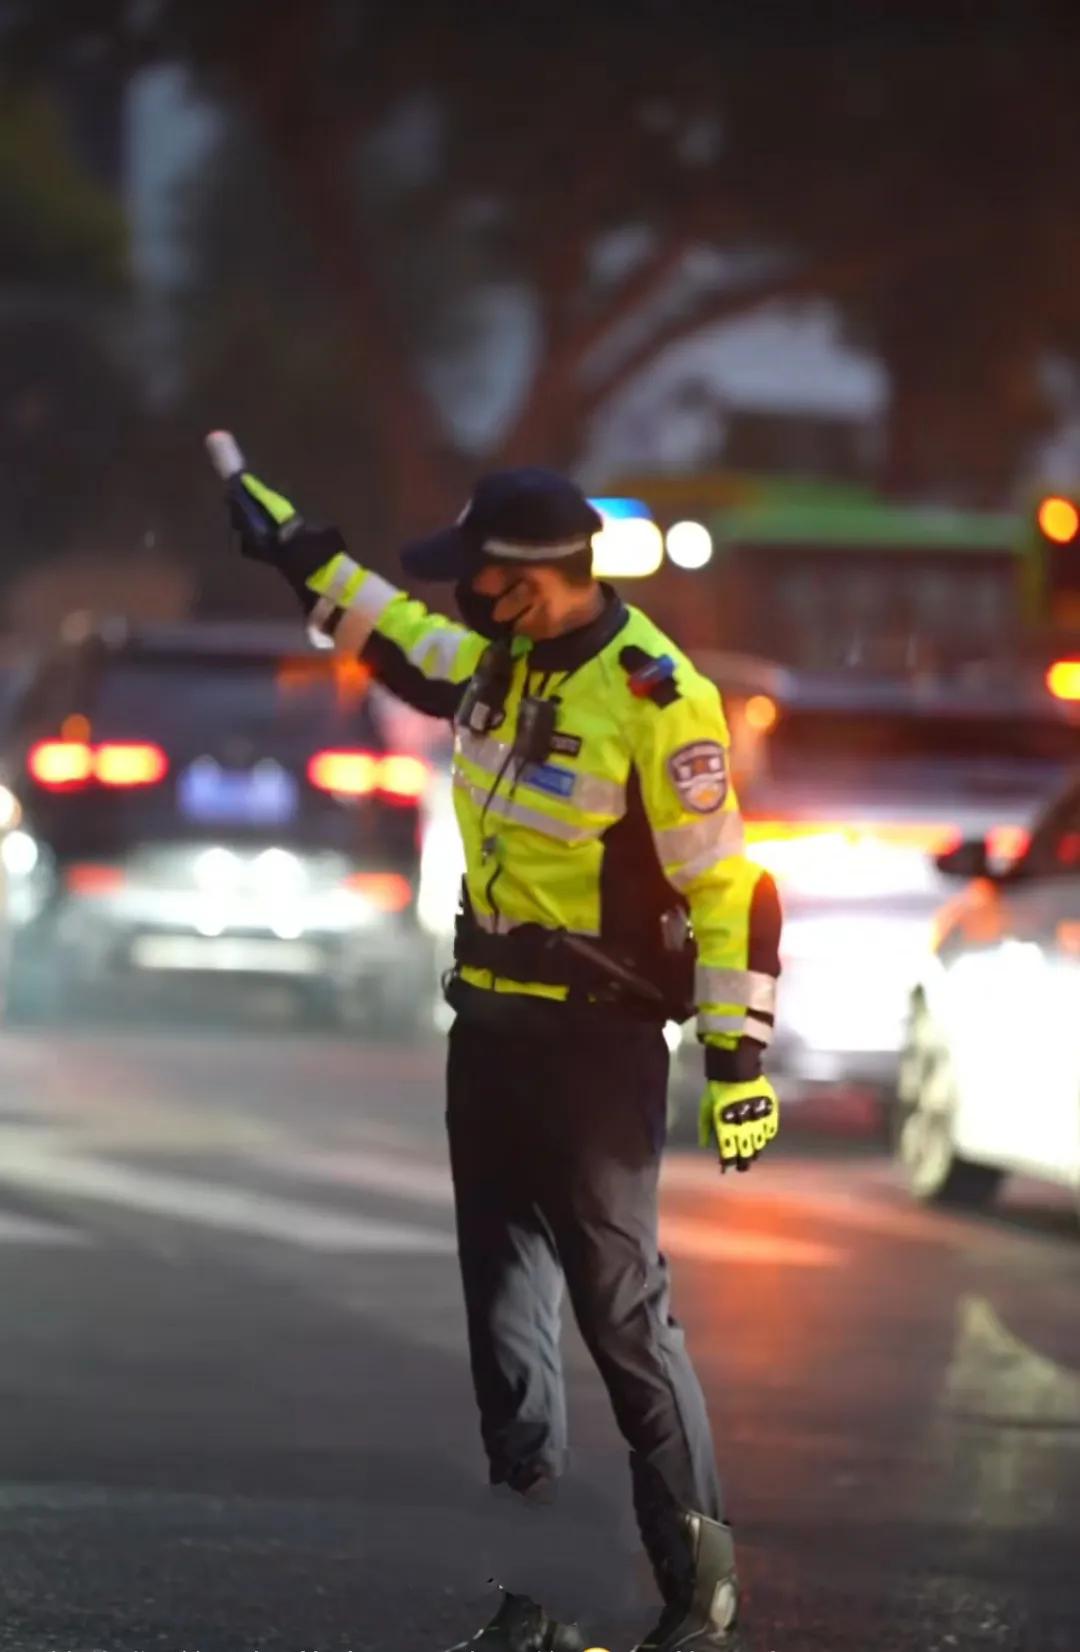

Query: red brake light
<box><xmin>29</xmin><ymin>739</ymin><xmax>169</xmax><ymax>791</ymax></box>
<box><xmin>377</xmin><ymin>753</ymin><xmax>430</xmax><ymax>804</ymax></box>
<box><xmin>28</xmin><ymin>740</ymin><xmax>93</xmax><ymax>790</ymax></box>
<box><xmin>65</xmin><ymin>863</ymin><xmax>126</xmax><ymax>895</ymax></box>
<box><xmin>344</xmin><ymin>871</ymin><xmax>413</xmax><ymax>912</ymax></box>
<box><xmin>308</xmin><ymin>749</ymin><xmax>429</xmax><ymax>803</ymax></box>
<box><xmin>308</xmin><ymin>750</ymin><xmax>379</xmax><ymax>796</ymax></box>
<box><xmin>94</xmin><ymin>742</ymin><xmax>169</xmax><ymax>787</ymax></box>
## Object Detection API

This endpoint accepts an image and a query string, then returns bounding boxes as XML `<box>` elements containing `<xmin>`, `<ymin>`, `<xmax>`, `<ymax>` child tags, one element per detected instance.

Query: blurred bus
<box><xmin>600</xmin><ymin>470</ymin><xmax>1024</xmax><ymax>673</ymax></box>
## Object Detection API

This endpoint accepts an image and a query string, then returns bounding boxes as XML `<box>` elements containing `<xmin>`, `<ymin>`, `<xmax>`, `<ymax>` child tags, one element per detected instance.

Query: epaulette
<box><xmin>619</xmin><ymin>645</ymin><xmax>681</xmax><ymax>707</ymax></box>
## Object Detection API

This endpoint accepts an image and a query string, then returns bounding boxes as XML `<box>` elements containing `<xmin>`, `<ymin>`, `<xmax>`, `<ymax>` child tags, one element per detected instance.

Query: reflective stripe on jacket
<box><xmin>304</xmin><ymin>552</ymin><xmax>781</xmax><ymax>1057</ymax></box>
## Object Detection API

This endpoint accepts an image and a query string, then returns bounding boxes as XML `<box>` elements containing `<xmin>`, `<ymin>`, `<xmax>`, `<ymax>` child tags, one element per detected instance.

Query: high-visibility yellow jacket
<box><xmin>300</xmin><ymin>547</ymin><xmax>781</xmax><ymax>1081</ymax></box>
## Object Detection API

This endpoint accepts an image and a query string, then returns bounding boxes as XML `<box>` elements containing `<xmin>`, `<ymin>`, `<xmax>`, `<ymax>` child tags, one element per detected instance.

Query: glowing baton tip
<box><xmin>205</xmin><ymin>430</ymin><xmax>245</xmax><ymax>479</ymax></box>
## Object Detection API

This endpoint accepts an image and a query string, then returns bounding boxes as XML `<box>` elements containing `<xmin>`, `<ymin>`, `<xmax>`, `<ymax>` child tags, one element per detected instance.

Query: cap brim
<box><xmin>400</xmin><ymin>525</ymin><xmax>479</xmax><ymax>581</ymax></box>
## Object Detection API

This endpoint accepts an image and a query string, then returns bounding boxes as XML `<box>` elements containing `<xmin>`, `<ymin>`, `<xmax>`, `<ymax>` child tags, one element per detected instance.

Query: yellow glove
<box><xmin>698</xmin><ymin>1077</ymin><xmax>780</xmax><ymax>1172</ymax></box>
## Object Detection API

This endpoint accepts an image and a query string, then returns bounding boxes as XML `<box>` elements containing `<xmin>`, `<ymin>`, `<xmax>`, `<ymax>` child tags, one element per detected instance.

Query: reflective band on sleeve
<box><xmin>666</xmin><ymin>830</ymin><xmax>745</xmax><ymax>890</ymax></box>
<box><xmin>696</xmin><ymin>966</ymin><xmax>777</xmax><ymax>1013</ymax></box>
<box><xmin>656</xmin><ymin>813</ymin><xmax>744</xmax><ymax>881</ymax></box>
<box><xmin>307</xmin><ymin>561</ymin><xmax>400</xmax><ymax>654</ymax></box>
<box><xmin>656</xmin><ymin>812</ymin><xmax>742</xmax><ymax>866</ymax></box>
<box><xmin>307</xmin><ymin>551</ymin><xmax>356</xmax><ymax>600</ymax></box>
<box><xmin>408</xmin><ymin>628</ymin><xmax>467</xmax><ymax>679</ymax></box>
<box><xmin>697</xmin><ymin>1009</ymin><xmax>746</xmax><ymax>1036</ymax></box>
<box><xmin>745</xmin><ymin>1013</ymin><xmax>774</xmax><ymax>1045</ymax></box>
<box><xmin>697</xmin><ymin>1009</ymin><xmax>775</xmax><ymax>1045</ymax></box>
<box><xmin>452</xmin><ymin>771</ymin><xmax>593</xmax><ymax>843</ymax></box>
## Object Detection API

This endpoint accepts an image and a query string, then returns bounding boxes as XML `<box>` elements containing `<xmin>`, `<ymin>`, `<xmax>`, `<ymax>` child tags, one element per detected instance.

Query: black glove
<box><xmin>228</xmin><ymin>471</ymin><xmax>345</xmax><ymax>592</ymax></box>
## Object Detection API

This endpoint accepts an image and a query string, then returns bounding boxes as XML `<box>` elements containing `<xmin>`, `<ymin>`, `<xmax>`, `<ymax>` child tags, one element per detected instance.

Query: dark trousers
<box><xmin>446</xmin><ymin>1006</ymin><xmax>723</xmax><ymax>1594</ymax></box>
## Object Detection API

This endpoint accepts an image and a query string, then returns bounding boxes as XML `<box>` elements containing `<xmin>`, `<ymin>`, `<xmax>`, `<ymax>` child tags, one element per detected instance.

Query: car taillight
<box><xmin>94</xmin><ymin>742</ymin><xmax>169</xmax><ymax>787</ymax></box>
<box><xmin>65</xmin><ymin>863</ymin><xmax>126</xmax><ymax>895</ymax></box>
<box><xmin>308</xmin><ymin>750</ymin><xmax>430</xmax><ymax>803</ymax></box>
<box><xmin>28</xmin><ymin>740</ymin><xmax>94</xmax><ymax>789</ymax></box>
<box><xmin>28</xmin><ymin>739</ymin><xmax>169</xmax><ymax>791</ymax></box>
<box><xmin>344</xmin><ymin>871</ymin><xmax>413</xmax><ymax>912</ymax></box>
<box><xmin>377</xmin><ymin>753</ymin><xmax>430</xmax><ymax>804</ymax></box>
<box><xmin>985</xmin><ymin>824</ymin><xmax>1030</xmax><ymax>866</ymax></box>
<box><xmin>308</xmin><ymin>750</ymin><xmax>379</xmax><ymax>796</ymax></box>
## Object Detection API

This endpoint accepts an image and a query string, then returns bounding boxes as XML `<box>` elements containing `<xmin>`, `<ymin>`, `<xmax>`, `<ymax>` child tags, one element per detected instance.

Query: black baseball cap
<box><xmin>401</xmin><ymin>467</ymin><xmax>604</xmax><ymax>581</ymax></box>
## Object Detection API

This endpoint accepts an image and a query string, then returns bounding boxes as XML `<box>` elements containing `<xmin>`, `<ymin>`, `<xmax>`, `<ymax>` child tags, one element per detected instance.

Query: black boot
<box><xmin>447</xmin><ymin>1588</ymin><xmax>588</xmax><ymax>1652</ymax></box>
<box><xmin>632</xmin><ymin>1512</ymin><xmax>740</xmax><ymax>1650</ymax></box>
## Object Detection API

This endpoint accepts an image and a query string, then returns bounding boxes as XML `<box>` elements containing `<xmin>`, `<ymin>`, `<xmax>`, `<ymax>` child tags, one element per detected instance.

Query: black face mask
<box><xmin>455</xmin><ymin>573</ymin><xmax>530</xmax><ymax>640</ymax></box>
<box><xmin>455</xmin><ymin>579</ymin><xmax>507</xmax><ymax>640</ymax></box>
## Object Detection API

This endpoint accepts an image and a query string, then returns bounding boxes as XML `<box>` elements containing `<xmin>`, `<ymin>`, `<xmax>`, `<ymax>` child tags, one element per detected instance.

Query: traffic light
<box><xmin>1036</xmin><ymin>495</ymin><xmax>1080</xmax><ymax>547</ymax></box>
<box><xmin>1033</xmin><ymin>493</ymin><xmax>1080</xmax><ymax>626</ymax></box>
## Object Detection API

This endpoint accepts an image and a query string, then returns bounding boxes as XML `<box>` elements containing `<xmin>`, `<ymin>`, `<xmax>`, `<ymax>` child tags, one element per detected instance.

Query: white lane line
<box><xmin>248</xmin><ymin>1147</ymin><xmax>843</xmax><ymax>1267</ymax></box>
<box><xmin>248</xmin><ymin>1147</ymin><xmax>455</xmax><ymax>1206</ymax></box>
<box><xmin>0</xmin><ymin>1211</ymin><xmax>92</xmax><ymax>1247</ymax></box>
<box><xmin>0</xmin><ymin>1146</ymin><xmax>454</xmax><ymax>1255</ymax></box>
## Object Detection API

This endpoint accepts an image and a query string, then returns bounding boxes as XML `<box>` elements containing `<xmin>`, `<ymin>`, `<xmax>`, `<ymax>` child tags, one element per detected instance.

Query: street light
<box><xmin>665</xmin><ymin>519</ymin><xmax>713</xmax><ymax>570</ymax></box>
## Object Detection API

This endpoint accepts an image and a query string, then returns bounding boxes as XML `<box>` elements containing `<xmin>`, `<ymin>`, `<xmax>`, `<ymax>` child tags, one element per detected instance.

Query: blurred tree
<box><xmin>0</xmin><ymin>85</ymin><xmax>144</xmax><ymax>589</ymax></box>
<box><xmin>6</xmin><ymin>0</ymin><xmax>1080</xmax><ymax>555</ymax></box>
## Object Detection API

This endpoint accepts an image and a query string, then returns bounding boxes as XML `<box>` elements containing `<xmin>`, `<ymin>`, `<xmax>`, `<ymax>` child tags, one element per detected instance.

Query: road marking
<box><xmin>0</xmin><ymin>1210</ymin><xmax>91</xmax><ymax>1246</ymax></box>
<box><xmin>249</xmin><ymin>1147</ymin><xmax>843</xmax><ymax>1267</ymax></box>
<box><xmin>945</xmin><ymin>1295</ymin><xmax>1080</xmax><ymax>1425</ymax></box>
<box><xmin>248</xmin><ymin>1146</ymin><xmax>456</xmax><ymax>1205</ymax></box>
<box><xmin>0</xmin><ymin>1141</ymin><xmax>454</xmax><ymax>1255</ymax></box>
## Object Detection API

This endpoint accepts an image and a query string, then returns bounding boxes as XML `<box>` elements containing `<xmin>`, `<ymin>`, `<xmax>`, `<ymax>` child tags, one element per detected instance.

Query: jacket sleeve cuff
<box><xmin>705</xmin><ymin>1037</ymin><xmax>765</xmax><ymax>1084</ymax></box>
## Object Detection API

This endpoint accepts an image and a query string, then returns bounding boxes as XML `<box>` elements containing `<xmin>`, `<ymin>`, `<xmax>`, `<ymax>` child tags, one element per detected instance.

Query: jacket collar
<box><xmin>525</xmin><ymin>584</ymin><xmax>629</xmax><ymax>675</ymax></box>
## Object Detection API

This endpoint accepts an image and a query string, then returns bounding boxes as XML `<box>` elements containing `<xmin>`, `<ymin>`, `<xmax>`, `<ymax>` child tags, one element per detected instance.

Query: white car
<box><xmin>895</xmin><ymin>773</ymin><xmax>1080</xmax><ymax>1211</ymax></box>
<box><xmin>712</xmin><ymin>671</ymin><xmax>1080</xmax><ymax>1105</ymax></box>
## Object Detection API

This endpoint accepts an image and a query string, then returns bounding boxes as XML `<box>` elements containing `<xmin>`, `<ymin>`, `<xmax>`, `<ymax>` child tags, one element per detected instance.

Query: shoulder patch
<box><xmin>669</xmin><ymin>740</ymin><xmax>728</xmax><ymax>814</ymax></box>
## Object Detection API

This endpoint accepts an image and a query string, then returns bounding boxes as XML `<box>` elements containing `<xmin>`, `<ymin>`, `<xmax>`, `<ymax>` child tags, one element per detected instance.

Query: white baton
<box><xmin>204</xmin><ymin>430</ymin><xmax>246</xmax><ymax>479</ymax></box>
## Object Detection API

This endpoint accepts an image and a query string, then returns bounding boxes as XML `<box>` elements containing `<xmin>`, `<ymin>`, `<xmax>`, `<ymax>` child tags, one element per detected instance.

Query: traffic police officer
<box><xmin>226</xmin><ymin>460</ymin><xmax>782</xmax><ymax>1652</ymax></box>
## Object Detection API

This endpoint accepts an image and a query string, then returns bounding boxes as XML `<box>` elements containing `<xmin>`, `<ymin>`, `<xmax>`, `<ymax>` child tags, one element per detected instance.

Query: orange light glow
<box><xmin>744</xmin><ymin>819</ymin><xmax>963</xmax><ymax>854</ymax></box>
<box><xmin>1037</xmin><ymin>496</ymin><xmax>1080</xmax><ymax>545</ymax></box>
<box><xmin>1046</xmin><ymin>659</ymin><xmax>1080</xmax><ymax>701</ymax></box>
<box><xmin>985</xmin><ymin>824</ymin><xmax>1030</xmax><ymax>865</ymax></box>
<box><xmin>65</xmin><ymin>863</ymin><xmax>125</xmax><ymax>896</ymax></box>
<box><xmin>28</xmin><ymin>739</ymin><xmax>93</xmax><ymax>789</ymax></box>
<box><xmin>94</xmin><ymin>742</ymin><xmax>169</xmax><ymax>787</ymax></box>
<box><xmin>377</xmin><ymin>753</ymin><xmax>430</xmax><ymax>803</ymax></box>
<box><xmin>60</xmin><ymin>713</ymin><xmax>91</xmax><ymax>743</ymax></box>
<box><xmin>744</xmin><ymin>694</ymin><xmax>779</xmax><ymax>733</ymax></box>
<box><xmin>307</xmin><ymin>749</ymin><xmax>379</xmax><ymax>796</ymax></box>
<box><xmin>344</xmin><ymin>871</ymin><xmax>413</xmax><ymax>912</ymax></box>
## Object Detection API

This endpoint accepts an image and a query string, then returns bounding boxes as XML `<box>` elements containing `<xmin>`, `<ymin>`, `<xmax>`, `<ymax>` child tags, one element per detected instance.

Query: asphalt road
<box><xmin>0</xmin><ymin>998</ymin><xmax>1078</xmax><ymax>1652</ymax></box>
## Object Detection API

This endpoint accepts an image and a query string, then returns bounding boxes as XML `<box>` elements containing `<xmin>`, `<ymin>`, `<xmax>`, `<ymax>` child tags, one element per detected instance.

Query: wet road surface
<box><xmin>0</xmin><ymin>1012</ymin><xmax>1077</xmax><ymax>1651</ymax></box>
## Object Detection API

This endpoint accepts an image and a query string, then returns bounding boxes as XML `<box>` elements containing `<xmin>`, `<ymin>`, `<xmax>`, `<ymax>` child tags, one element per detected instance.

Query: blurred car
<box><xmin>894</xmin><ymin>775</ymin><xmax>1080</xmax><ymax>1211</ymax></box>
<box><xmin>681</xmin><ymin>658</ymin><xmax>1080</xmax><ymax>1107</ymax></box>
<box><xmin>0</xmin><ymin>639</ymin><xmax>34</xmax><ymax>1015</ymax></box>
<box><xmin>0</xmin><ymin>616</ymin><xmax>435</xmax><ymax>1026</ymax></box>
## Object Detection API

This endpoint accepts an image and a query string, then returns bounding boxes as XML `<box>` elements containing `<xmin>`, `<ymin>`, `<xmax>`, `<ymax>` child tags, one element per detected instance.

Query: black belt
<box><xmin>453</xmin><ymin>911</ymin><xmax>693</xmax><ymax>1022</ymax></box>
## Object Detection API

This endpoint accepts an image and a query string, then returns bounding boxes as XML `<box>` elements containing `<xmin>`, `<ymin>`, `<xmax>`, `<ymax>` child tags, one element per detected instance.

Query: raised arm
<box><xmin>230</xmin><ymin>469</ymin><xmax>486</xmax><ymax>721</ymax></box>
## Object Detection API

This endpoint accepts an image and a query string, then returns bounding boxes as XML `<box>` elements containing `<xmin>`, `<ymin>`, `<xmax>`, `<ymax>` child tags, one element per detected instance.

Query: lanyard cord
<box><xmin>473</xmin><ymin>660</ymin><xmax>575</xmax><ymax>938</ymax></box>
